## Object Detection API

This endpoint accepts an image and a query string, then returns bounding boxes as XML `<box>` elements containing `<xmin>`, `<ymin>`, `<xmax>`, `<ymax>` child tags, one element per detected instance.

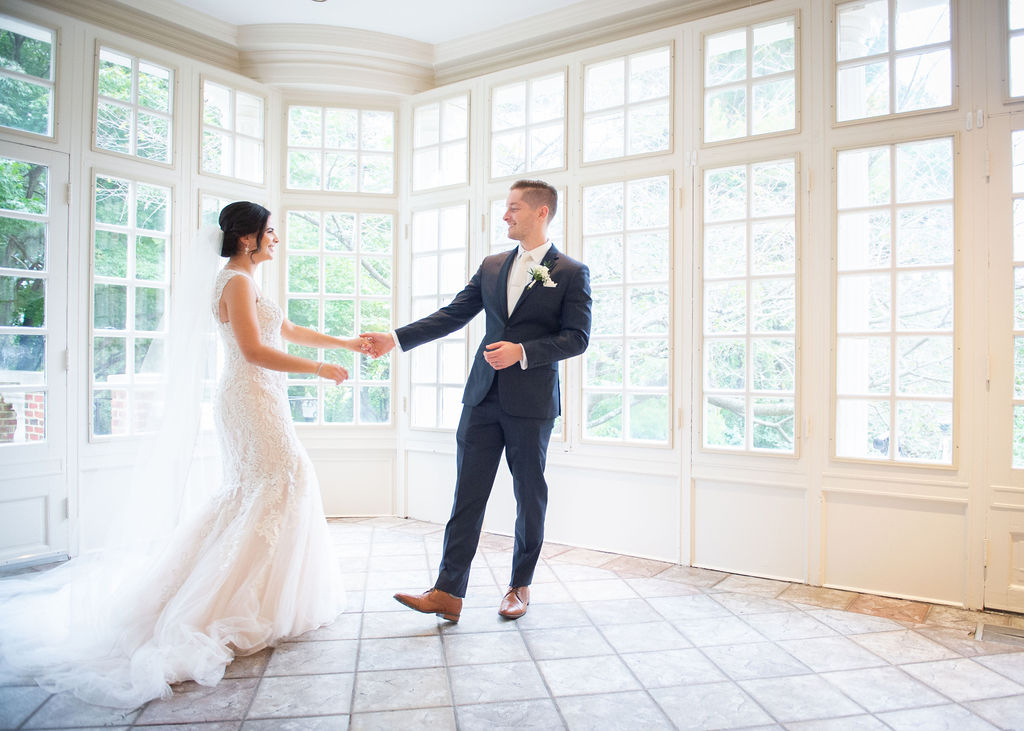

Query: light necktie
<box><xmin>507</xmin><ymin>250</ymin><xmax>532</xmax><ymax>316</ymax></box>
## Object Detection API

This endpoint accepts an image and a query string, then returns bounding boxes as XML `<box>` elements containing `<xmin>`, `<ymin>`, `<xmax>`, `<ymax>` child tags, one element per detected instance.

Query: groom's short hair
<box><xmin>511</xmin><ymin>179</ymin><xmax>557</xmax><ymax>223</ymax></box>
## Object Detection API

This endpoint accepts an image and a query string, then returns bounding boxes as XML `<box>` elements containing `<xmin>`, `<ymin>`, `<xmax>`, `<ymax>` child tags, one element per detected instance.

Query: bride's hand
<box><xmin>318</xmin><ymin>362</ymin><xmax>348</xmax><ymax>384</ymax></box>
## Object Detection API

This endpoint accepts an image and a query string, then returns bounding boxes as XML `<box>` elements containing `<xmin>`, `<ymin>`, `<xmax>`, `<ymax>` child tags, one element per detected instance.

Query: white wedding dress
<box><xmin>0</xmin><ymin>268</ymin><xmax>344</xmax><ymax>708</ymax></box>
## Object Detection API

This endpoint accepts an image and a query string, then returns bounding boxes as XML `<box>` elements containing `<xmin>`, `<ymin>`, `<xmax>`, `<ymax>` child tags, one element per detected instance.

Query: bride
<box><xmin>0</xmin><ymin>201</ymin><xmax>364</xmax><ymax>708</ymax></box>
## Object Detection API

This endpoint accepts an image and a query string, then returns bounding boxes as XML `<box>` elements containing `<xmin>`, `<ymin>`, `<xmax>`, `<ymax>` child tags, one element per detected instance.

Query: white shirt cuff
<box><xmin>519</xmin><ymin>344</ymin><xmax>528</xmax><ymax>369</ymax></box>
<box><xmin>390</xmin><ymin>329</ymin><xmax>405</xmax><ymax>353</ymax></box>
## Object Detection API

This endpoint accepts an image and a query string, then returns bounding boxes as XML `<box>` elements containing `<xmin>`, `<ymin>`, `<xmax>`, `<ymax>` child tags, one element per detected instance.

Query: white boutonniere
<box><xmin>527</xmin><ymin>263</ymin><xmax>557</xmax><ymax>289</ymax></box>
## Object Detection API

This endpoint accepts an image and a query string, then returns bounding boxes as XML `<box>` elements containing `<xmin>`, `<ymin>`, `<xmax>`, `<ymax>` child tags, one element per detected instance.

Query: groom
<box><xmin>362</xmin><ymin>179</ymin><xmax>591</xmax><ymax>621</ymax></box>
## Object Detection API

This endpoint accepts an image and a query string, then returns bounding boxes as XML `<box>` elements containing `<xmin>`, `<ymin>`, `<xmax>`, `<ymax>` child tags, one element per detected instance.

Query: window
<box><xmin>581</xmin><ymin>175</ymin><xmax>671</xmax><ymax>443</ymax></box>
<box><xmin>410</xmin><ymin>204</ymin><xmax>468</xmax><ymax>429</ymax></box>
<box><xmin>412</xmin><ymin>95</ymin><xmax>468</xmax><ymax>191</ymax></box>
<box><xmin>284</xmin><ymin>210</ymin><xmax>393</xmax><ymax>425</ymax></box>
<box><xmin>91</xmin><ymin>174</ymin><xmax>171</xmax><ymax>438</ymax></box>
<box><xmin>704</xmin><ymin>17</ymin><xmax>796</xmax><ymax>143</ymax></box>
<box><xmin>199</xmin><ymin>193</ymin><xmax>231</xmax><ymax>227</ymax></box>
<box><xmin>835</xmin><ymin>0</ymin><xmax>952</xmax><ymax>123</ymax></box>
<box><xmin>1011</xmin><ymin>0</ymin><xmax>1024</xmax><ymax>98</ymax></box>
<box><xmin>95</xmin><ymin>48</ymin><xmax>173</xmax><ymax>163</ymax></box>
<box><xmin>835</xmin><ymin>137</ymin><xmax>954</xmax><ymax>464</ymax></box>
<box><xmin>490</xmin><ymin>72</ymin><xmax>565</xmax><ymax>179</ymax></box>
<box><xmin>286</xmin><ymin>105</ymin><xmax>394</xmax><ymax>194</ymax></box>
<box><xmin>0</xmin><ymin>157</ymin><xmax>50</xmax><ymax>443</ymax></box>
<box><xmin>1011</xmin><ymin>131</ymin><xmax>1024</xmax><ymax>466</ymax></box>
<box><xmin>202</xmin><ymin>80</ymin><xmax>264</xmax><ymax>184</ymax></box>
<box><xmin>702</xmin><ymin>159</ymin><xmax>797</xmax><ymax>453</ymax></box>
<box><xmin>583</xmin><ymin>46</ymin><xmax>671</xmax><ymax>163</ymax></box>
<box><xmin>0</xmin><ymin>15</ymin><xmax>54</xmax><ymax>137</ymax></box>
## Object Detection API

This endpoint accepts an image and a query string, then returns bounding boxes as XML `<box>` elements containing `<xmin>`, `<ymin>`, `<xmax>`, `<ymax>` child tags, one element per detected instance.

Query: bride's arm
<box><xmin>281</xmin><ymin>319</ymin><xmax>365</xmax><ymax>352</ymax></box>
<box><xmin>222</xmin><ymin>276</ymin><xmax>347</xmax><ymax>382</ymax></box>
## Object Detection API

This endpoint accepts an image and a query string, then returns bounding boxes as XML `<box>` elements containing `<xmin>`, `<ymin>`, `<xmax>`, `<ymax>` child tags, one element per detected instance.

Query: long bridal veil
<box><xmin>0</xmin><ymin>226</ymin><xmax>226</xmax><ymax>706</ymax></box>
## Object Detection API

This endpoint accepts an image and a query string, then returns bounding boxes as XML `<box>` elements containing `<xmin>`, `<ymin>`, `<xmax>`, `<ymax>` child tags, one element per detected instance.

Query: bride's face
<box><xmin>244</xmin><ymin>218</ymin><xmax>279</xmax><ymax>264</ymax></box>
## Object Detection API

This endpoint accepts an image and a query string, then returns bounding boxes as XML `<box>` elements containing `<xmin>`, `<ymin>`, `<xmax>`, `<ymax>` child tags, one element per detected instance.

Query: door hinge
<box><xmin>984</xmin><ymin>538</ymin><xmax>990</xmax><ymax>567</ymax></box>
<box><xmin>65</xmin><ymin>183</ymin><xmax>71</xmax><ymax>205</ymax></box>
<box><xmin>62</xmin><ymin>497</ymin><xmax>70</xmax><ymax>520</ymax></box>
<box><xmin>63</xmin><ymin>348</ymin><xmax>70</xmax><ymax>371</ymax></box>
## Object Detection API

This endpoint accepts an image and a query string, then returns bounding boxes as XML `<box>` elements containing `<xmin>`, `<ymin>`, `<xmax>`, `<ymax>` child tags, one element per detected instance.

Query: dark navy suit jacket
<box><xmin>395</xmin><ymin>245</ymin><xmax>592</xmax><ymax>419</ymax></box>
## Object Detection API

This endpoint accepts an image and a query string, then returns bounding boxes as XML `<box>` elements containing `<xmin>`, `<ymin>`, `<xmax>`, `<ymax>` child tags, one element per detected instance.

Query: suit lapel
<box><xmin>497</xmin><ymin>249</ymin><xmax>517</xmax><ymax>322</ymax></box>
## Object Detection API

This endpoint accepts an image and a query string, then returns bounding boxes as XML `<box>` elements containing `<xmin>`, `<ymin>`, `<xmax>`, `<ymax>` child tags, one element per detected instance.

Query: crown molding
<box><xmin>237</xmin><ymin>24</ymin><xmax>433</xmax><ymax>96</ymax></box>
<box><xmin>432</xmin><ymin>0</ymin><xmax>773</xmax><ymax>86</ymax></box>
<box><xmin>28</xmin><ymin>0</ymin><xmax>241</xmax><ymax>71</ymax></box>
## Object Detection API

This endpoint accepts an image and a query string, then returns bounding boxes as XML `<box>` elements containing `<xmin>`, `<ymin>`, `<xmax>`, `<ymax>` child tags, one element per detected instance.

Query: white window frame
<box><xmin>487</xmin><ymin>68</ymin><xmax>568</xmax><ymax>181</ymax></box>
<box><xmin>408</xmin><ymin>201</ymin><xmax>469</xmax><ymax>431</ymax></box>
<box><xmin>699</xmin><ymin>155</ymin><xmax>801</xmax><ymax>456</ymax></box>
<box><xmin>831</xmin><ymin>133</ymin><xmax>958</xmax><ymax>467</ymax></box>
<box><xmin>411</xmin><ymin>93</ymin><xmax>469</xmax><ymax>192</ymax></box>
<box><xmin>701</xmin><ymin>13</ymin><xmax>801</xmax><ymax>146</ymax></box>
<box><xmin>284</xmin><ymin>103</ymin><xmax>396</xmax><ymax>195</ymax></box>
<box><xmin>0</xmin><ymin>14</ymin><xmax>56</xmax><ymax>141</ymax></box>
<box><xmin>200</xmin><ymin>76</ymin><xmax>267</xmax><ymax>186</ymax></box>
<box><xmin>580</xmin><ymin>172</ymin><xmax>674</xmax><ymax>447</ymax></box>
<box><xmin>580</xmin><ymin>43</ymin><xmax>674</xmax><ymax>166</ymax></box>
<box><xmin>88</xmin><ymin>169</ymin><xmax>173</xmax><ymax>441</ymax></box>
<box><xmin>832</xmin><ymin>0</ymin><xmax>957</xmax><ymax>126</ymax></box>
<box><xmin>282</xmin><ymin>207</ymin><xmax>395</xmax><ymax>427</ymax></box>
<box><xmin>92</xmin><ymin>42</ymin><xmax>175</xmax><ymax>167</ymax></box>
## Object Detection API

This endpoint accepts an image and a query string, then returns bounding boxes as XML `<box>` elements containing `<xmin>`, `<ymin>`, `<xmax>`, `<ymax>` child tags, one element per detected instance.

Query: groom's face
<box><xmin>503</xmin><ymin>189</ymin><xmax>546</xmax><ymax>243</ymax></box>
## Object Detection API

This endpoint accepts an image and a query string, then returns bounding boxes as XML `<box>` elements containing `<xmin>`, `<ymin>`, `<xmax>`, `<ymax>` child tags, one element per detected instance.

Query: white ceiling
<box><xmin>158</xmin><ymin>0</ymin><xmax>587</xmax><ymax>45</ymax></box>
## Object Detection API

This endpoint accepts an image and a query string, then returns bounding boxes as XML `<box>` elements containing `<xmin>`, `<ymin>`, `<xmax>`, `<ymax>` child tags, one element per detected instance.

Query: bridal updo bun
<box><xmin>219</xmin><ymin>201</ymin><xmax>271</xmax><ymax>258</ymax></box>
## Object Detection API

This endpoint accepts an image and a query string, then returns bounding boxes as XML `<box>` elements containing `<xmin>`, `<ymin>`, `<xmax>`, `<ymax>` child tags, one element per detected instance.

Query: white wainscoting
<box><xmin>822</xmin><ymin>487</ymin><xmax>968</xmax><ymax>605</ymax></box>
<box><xmin>692</xmin><ymin>477</ymin><xmax>807</xmax><ymax>583</ymax></box>
<box><xmin>404</xmin><ymin>447</ymin><xmax>682</xmax><ymax>563</ymax></box>
<box><xmin>310</xmin><ymin>448</ymin><xmax>395</xmax><ymax>517</ymax></box>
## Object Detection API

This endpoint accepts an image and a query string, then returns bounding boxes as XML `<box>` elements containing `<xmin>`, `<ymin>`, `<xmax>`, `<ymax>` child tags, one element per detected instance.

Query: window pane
<box><xmin>1012</xmin><ymin>35</ymin><xmax>1024</xmax><ymax>98</ymax></box>
<box><xmin>98</xmin><ymin>49</ymin><xmax>132</xmax><ymax>100</ymax></box>
<box><xmin>626</xmin><ymin>102</ymin><xmax>670</xmax><ymax>155</ymax></box>
<box><xmin>325</xmin><ymin>108</ymin><xmax>358</xmax><ymax>149</ymax></box>
<box><xmin>752</xmin><ymin>397</ymin><xmax>794</xmax><ymax>451</ymax></box>
<box><xmin>894</xmin><ymin>49</ymin><xmax>951</xmax><ymax>112</ymax></box>
<box><xmin>1</xmin><ymin>218</ymin><xmax>46</xmax><ymax>271</ymax></box>
<box><xmin>705</xmin><ymin>396</ymin><xmax>745</xmax><ymax>448</ymax></box>
<box><xmin>629</xmin><ymin>47</ymin><xmax>670</xmax><ymax>103</ymax></box>
<box><xmin>704</xmin><ymin>87</ymin><xmax>746</xmax><ymax>142</ymax></box>
<box><xmin>0</xmin><ymin>390</ymin><xmax>46</xmax><ymax>443</ymax></box>
<box><xmin>896</xmin><ymin>400</ymin><xmax>951</xmax><ymax>462</ymax></box>
<box><xmin>492</xmin><ymin>82</ymin><xmax>525</xmax><ymax>131</ymax></box>
<box><xmin>837</xmin><ymin>211</ymin><xmax>891</xmax><ymax>271</ymax></box>
<box><xmin>751</xmin><ymin>77</ymin><xmax>795</xmax><ymax>135</ymax></box>
<box><xmin>895</xmin><ymin>205</ymin><xmax>953</xmax><ymax>266</ymax></box>
<box><xmin>0</xmin><ymin>77</ymin><xmax>52</xmax><ymax>136</ymax></box>
<box><xmin>585</xmin><ymin>59</ymin><xmax>624</xmax><ymax>112</ymax></box>
<box><xmin>894</xmin><ymin>0</ymin><xmax>950</xmax><ymax>49</ymax></box>
<box><xmin>137</xmin><ymin>61</ymin><xmax>170</xmax><ymax>112</ymax></box>
<box><xmin>837</xmin><ymin>61</ymin><xmax>890</xmax><ymax>121</ymax></box>
<box><xmin>837</xmin><ymin>274</ymin><xmax>891</xmax><ymax>332</ymax></box>
<box><xmin>0</xmin><ymin>18</ymin><xmax>53</xmax><ymax>81</ymax></box>
<box><xmin>96</xmin><ymin>102</ymin><xmax>132</xmax><ymax>154</ymax></box>
<box><xmin>531</xmin><ymin>74</ymin><xmax>564</xmax><ymax>123</ymax></box>
<box><xmin>837</xmin><ymin>0</ymin><xmax>888</xmax><ymax>61</ymax></box>
<box><xmin>0</xmin><ymin>18</ymin><xmax>54</xmax><ymax>136</ymax></box>
<box><xmin>706</xmin><ymin>28</ymin><xmax>746</xmax><ymax>86</ymax></box>
<box><xmin>237</xmin><ymin>92</ymin><xmax>263</xmax><ymax>136</ymax></box>
<box><xmin>753</xmin><ymin>19</ymin><xmax>795</xmax><ymax>76</ymax></box>
<box><xmin>137</xmin><ymin>111</ymin><xmax>170</xmax><ymax>162</ymax></box>
<box><xmin>837</xmin><ymin>337</ymin><xmax>890</xmax><ymax>394</ymax></box>
<box><xmin>203</xmin><ymin>81</ymin><xmax>231</xmax><ymax>128</ymax></box>
<box><xmin>583</xmin><ymin>111</ymin><xmax>624</xmax><ymax>161</ymax></box>
<box><xmin>289</xmin><ymin>106</ymin><xmax>322</xmax><ymax>146</ymax></box>
<box><xmin>836</xmin><ymin>399</ymin><xmax>890</xmax><ymax>459</ymax></box>
<box><xmin>896</xmin><ymin>335</ymin><xmax>952</xmax><ymax>396</ymax></box>
<box><xmin>704</xmin><ymin>224</ymin><xmax>746</xmax><ymax>278</ymax></box>
<box><xmin>361</xmin><ymin>110</ymin><xmax>393</xmax><ymax>151</ymax></box>
<box><xmin>896</xmin><ymin>270</ymin><xmax>952</xmax><ymax>330</ymax></box>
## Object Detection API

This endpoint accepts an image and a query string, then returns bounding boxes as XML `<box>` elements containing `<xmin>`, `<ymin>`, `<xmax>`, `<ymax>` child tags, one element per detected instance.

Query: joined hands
<box><xmin>360</xmin><ymin>332</ymin><xmax>396</xmax><ymax>359</ymax></box>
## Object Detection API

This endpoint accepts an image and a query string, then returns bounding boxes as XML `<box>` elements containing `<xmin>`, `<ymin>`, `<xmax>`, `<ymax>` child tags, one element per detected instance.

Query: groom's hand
<box><xmin>484</xmin><ymin>341</ymin><xmax>523</xmax><ymax>370</ymax></box>
<box><xmin>360</xmin><ymin>332</ymin><xmax>395</xmax><ymax>358</ymax></box>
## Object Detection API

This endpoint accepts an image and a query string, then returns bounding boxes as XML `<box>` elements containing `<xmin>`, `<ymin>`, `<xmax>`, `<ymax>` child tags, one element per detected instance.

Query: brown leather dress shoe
<box><xmin>498</xmin><ymin>586</ymin><xmax>530</xmax><ymax>619</ymax></box>
<box><xmin>393</xmin><ymin>588</ymin><xmax>462</xmax><ymax>622</ymax></box>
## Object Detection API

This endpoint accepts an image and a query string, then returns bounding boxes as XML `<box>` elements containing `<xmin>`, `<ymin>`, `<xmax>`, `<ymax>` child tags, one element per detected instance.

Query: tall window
<box><xmin>95</xmin><ymin>48</ymin><xmax>173</xmax><ymax>163</ymax></box>
<box><xmin>1011</xmin><ymin>0</ymin><xmax>1024</xmax><ymax>98</ymax></box>
<box><xmin>91</xmin><ymin>174</ymin><xmax>170</xmax><ymax>438</ymax></box>
<box><xmin>835</xmin><ymin>0</ymin><xmax>952</xmax><ymax>123</ymax></box>
<box><xmin>284</xmin><ymin>210</ymin><xmax>393</xmax><ymax>425</ymax></box>
<box><xmin>286</xmin><ymin>105</ymin><xmax>394</xmax><ymax>194</ymax></box>
<box><xmin>1011</xmin><ymin>131</ymin><xmax>1024</xmax><ymax>467</ymax></box>
<box><xmin>202</xmin><ymin>80</ymin><xmax>265</xmax><ymax>184</ymax></box>
<box><xmin>582</xmin><ymin>176</ymin><xmax>671</xmax><ymax>443</ymax></box>
<box><xmin>412</xmin><ymin>95</ymin><xmax>468</xmax><ymax>191</ymax></box>
<box><xmin>704</xmin><ymin>16</ymin><xmax>796</xmax><ymax>143</ymax></box>
<box><xmin>490</xmin><ymin>71</ymin><xmax>565</xmax><ymax>179</ymax></box>
<box><xmin>410</xmin><ymin>204</ymin><xmax>468</xmax><ymax>429</ymax></box>
<box><xmin>0</xmin><ymin>157</ymin><xmax>49</xmax><ymax>443</ymax></box>
<box><xmin>583</xmin><ymin>47</ymin><xmax>671</xmax><ymax>163</ymax></box>
<box><xmin>835</xmin><ymin>137</ymin><xmax>954</xmax><ymax>464</ymax></box>
<box><xmin>0</xmin><ymin>15</ymin><xmax>54</xmax><ymax>137</ymax></box>
<box><xmin>702</xmin><ymin>159</ymin><xmax>797</xmax><ymax>453</ymax></box>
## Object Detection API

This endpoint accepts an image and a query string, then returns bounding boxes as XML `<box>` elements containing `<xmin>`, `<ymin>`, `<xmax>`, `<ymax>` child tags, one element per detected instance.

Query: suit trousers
<box><xmin>433</xmin><ymin>378</ymin><xmax>556</xmax><ymax>598</ymax></box>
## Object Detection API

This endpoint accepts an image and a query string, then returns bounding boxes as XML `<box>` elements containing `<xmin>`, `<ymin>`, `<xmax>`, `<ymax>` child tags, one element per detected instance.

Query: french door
<box><xmin>0</xmin><ymin>141</ymin><xmax>70</xmax><ymax>566</ymax></box>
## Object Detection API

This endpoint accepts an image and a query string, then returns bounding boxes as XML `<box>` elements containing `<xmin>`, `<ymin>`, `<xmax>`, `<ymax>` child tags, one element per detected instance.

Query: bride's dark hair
<box><xmin>219</xmin><ymin>201</ymin><xmax>270</xmax><ymax>258</ymax></box>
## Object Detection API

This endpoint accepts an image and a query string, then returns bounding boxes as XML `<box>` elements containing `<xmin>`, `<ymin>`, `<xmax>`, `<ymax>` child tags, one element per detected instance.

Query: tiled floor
<box><xmin>3</xmin><ymin>516</ymin><xmax>1024</xmax><ymax>730</ymax></box>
